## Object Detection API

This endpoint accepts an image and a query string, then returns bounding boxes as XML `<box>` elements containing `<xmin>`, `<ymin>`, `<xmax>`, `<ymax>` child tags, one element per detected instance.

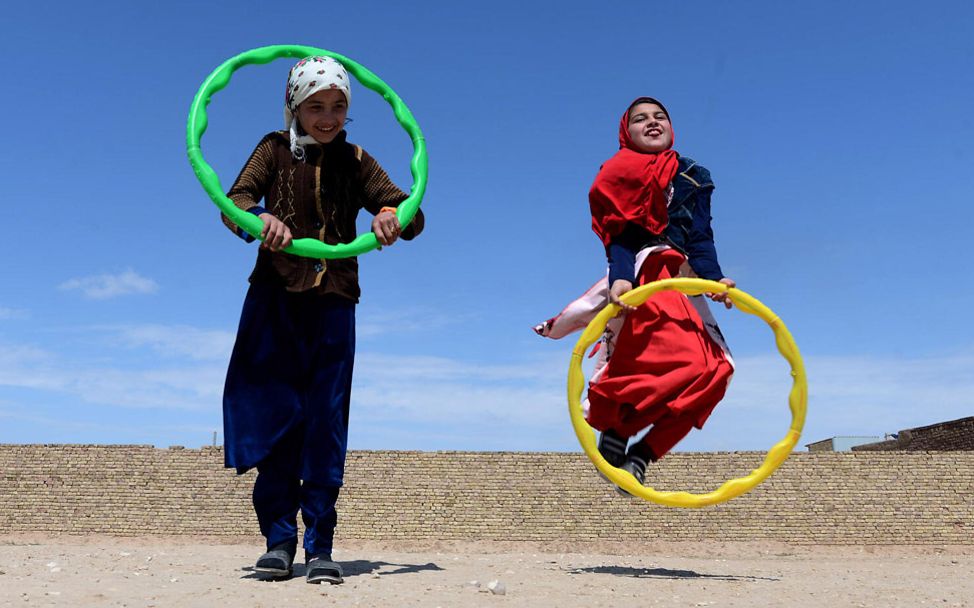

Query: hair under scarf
<box><xmin>284</xmin><ymin>56</ymin><xmax>352</xmax><ymax>160</ymax></box>
<box><xmin>589</xmin><ymin>97</ymin><xmax>680</xmax><ymax>246</ymax></box>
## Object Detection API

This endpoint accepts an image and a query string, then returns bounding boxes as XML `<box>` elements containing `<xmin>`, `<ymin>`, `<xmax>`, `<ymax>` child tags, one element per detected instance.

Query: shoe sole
<box><xmin>614</xmin><ymin>485</ymin><xmax>637</xmax><ymax>498</ymax></box>
<box><xmin>307</xmin><ymin>574</ymin><xmax>343</xmax><ymax>585</ymax></box>
<box><xmin>613</xmin><ymin>471</ymin><xmax>645</xmax><ymax>498</ymax></box>
<box><xmin>255</xmin><ymin>566</ymin><xmax>292</xmax><ymax>578</ymax></box>
<box><xmin>596</xmin><ymin>469</ymin><xmax>637</xmax><ymax>497</ymax></box>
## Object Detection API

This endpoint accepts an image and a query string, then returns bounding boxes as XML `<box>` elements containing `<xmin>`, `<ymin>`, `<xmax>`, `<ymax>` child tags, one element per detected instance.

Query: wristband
<box><xmin>379</xmin><ymin>206</ymin><xmax>398</xmax><ymax>216</ymax></box>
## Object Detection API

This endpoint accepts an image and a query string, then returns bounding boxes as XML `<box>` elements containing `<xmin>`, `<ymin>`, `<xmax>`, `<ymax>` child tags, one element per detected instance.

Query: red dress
<box><xmin>585</xmin><ymin>249</ymin><xmax>733</xmax><ymax>459</ymax></box>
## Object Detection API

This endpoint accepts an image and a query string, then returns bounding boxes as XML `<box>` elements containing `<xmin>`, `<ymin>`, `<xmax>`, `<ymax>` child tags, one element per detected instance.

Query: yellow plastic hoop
<box><xmin>568</xmin><ymin>278</ymin><xmax>807</xmax><ymax>507</ymax></box>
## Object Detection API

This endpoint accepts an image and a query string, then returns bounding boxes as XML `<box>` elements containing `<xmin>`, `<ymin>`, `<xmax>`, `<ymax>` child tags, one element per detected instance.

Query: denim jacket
<box><xmin>664</xmin><ymin>156</ymin><xmax>724</xmax><ymax>281</ymax></box>
<box><xmin>607</xmin><ymin>155</ymin><xmax>725</xmax><ymax>284</ymax></box>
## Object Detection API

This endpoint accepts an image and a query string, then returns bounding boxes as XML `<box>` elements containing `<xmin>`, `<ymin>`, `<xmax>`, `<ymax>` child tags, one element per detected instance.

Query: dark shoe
<box><xmin>596</xmin><ymin>430</ymin><xmax>628</xmax><ymax>486</ymax></box>
<box><xmin>615</xmin><ymin>454</ymin><xmax>648</xmax><ymax>497</ymax></box>
<box><xmin>597</xmin><ymin>431</ymin><xmax>627</xmax><ymax>467</ymax></box>
<box><xmin>255</xmin><ymin>541</ymin><xmax>296</xmax><ymax>578</ymax></box>
<box><xmin>306</xmin><ymin>555</ymin><xmax>343</xmax><ymax>585</ymax></box>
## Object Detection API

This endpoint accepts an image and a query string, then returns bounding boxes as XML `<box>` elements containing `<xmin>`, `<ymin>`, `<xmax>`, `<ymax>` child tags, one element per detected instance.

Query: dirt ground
<box><xmin>0</xmin><ymin>534</ymin><xmax>971</xmax><ymax>607</ymax></box>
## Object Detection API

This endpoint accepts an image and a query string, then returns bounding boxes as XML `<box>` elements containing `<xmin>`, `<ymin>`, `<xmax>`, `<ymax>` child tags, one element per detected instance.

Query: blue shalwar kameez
<box><xmin>223</xmin><ymin>283</ymin><xmax>355</xmax><ymax>556</ymax></box>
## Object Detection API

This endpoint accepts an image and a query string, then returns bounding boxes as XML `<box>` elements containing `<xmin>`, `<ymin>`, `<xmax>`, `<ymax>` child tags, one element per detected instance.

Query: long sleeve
<box><xmin>360</xmin><ymin>151</ymin><xmax>425</xmax><ymax>240</ymax></box>
<box><xmin>222</xmin><ymin>135</ymin><xmax>277</xmax><ymax>239</ymax></box>
<box><xmin>607</xmin><ymin>223</ymin><xmax>664</xmax><ymax>285</ymax></box>
<box><xmin>608</xmin><ymin>240</ymin><xmax>637</xmax><ymax>285</ymax></box>
<box><xmin>685</xmin><ymin>187</ymin><xmax>724</xmax><ymax>281</ymax></box>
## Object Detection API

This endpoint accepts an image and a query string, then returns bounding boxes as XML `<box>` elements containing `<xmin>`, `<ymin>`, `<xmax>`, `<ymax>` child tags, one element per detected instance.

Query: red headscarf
<box><xmin>589</xmin><ymin>97</ymin><xmax>680</xmax><ymax>246</ymax></box>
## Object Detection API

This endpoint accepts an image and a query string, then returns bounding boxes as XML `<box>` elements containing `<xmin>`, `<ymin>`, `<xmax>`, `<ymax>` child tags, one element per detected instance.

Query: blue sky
<box><xmin>1</xmin><ymin>0</ymin><xmax>972</xmax><ymax>453</ymax></box>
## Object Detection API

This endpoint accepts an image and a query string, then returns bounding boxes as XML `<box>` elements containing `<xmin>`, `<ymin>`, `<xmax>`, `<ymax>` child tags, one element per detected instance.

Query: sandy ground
<box><xmin>1</xmin><ymin>535</ymin><xmax>972</xmax><ymax>607</ymax></box>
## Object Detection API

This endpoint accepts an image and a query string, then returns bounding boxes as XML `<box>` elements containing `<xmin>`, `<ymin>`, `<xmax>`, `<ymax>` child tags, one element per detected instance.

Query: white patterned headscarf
<box><xmin>284</xmin><ymin>56</ymin><xmax>352</xmax><ymax>160</ymax></box>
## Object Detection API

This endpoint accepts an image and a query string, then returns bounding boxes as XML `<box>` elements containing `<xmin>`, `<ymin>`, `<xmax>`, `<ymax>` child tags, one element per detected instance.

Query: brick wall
<box><xmin>854</xmin><ymin>417</ymin><xmax>974</xmax><ymax>451</ymax></box>
<box><xmin>1</xmin><ymin>445</ymin><xmax>972</xmax><ymax>545</ymax></box>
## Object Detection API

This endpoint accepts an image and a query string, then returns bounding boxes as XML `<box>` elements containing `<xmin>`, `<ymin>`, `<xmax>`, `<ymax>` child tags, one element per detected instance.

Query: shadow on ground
<box><xmin>241</xmin><ymin>560</ymin><xmax>444</xmax><ymax>581</ymax></box>
<box><xmin>568</xmin><ymin>565</ymin><xmax>779</xmax><ymax>582</ymax></box>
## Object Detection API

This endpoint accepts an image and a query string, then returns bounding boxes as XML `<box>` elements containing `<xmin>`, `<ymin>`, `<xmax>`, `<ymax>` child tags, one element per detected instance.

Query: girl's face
<box><xmin>626</xmin><ymin>102</ymin><xmax>672</xmax><ymax>153</ymax></box>
<box><xmin>296</xmin><ymin>89</ymin><xmax>348</xmax><ymax>144</ymax></box>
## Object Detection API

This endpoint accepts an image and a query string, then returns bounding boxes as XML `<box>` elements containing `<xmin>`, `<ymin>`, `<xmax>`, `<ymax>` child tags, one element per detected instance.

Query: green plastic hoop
<box><xmin>568</xmin><ymin>278</ymin><xmax>807</xmax><ymax>508</ymax></box>
<box><xmin>186</xmin><ymin>45</ymin><xmax>427</xmax><ymax>259</ymax></box>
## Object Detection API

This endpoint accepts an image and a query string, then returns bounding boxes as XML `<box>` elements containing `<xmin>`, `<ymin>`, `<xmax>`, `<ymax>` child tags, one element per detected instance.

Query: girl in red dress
<box><xmin>538</xmin><ymin>97</ymin><xmax>735</xmax><ymax>494</ymax></box>
<box><xmin>588</xmin><ymin>97</ymin><xmax>735</xmax><ymax>491</ymax></box>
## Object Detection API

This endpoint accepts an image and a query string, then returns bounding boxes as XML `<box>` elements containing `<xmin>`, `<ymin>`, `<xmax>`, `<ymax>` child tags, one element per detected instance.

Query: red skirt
<box><xmin>587</xmin><ymin>249</ymin><xmax>732</xmax><ymax>458</ymax></box>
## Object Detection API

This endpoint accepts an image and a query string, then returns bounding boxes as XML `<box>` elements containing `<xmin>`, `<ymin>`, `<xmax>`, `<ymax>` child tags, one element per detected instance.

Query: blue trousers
<box><xmin>253</xmin><ymin>426</ymin><xmax>341</xmax><ymax>556</ymax></box>
<box><xmin>222</xmin><ymin>283</ymin><xmax>355</xmax><ymax>554</ymax></box>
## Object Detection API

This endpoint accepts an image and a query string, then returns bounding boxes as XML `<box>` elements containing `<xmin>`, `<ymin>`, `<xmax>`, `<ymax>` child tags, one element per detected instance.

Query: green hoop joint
<box><xmin>186</xmin><ymin>45</ymin><xmax>427</xmax><ymax>259</ymax></box>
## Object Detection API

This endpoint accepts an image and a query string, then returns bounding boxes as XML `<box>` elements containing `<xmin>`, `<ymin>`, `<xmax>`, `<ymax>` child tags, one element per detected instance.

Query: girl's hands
<box><xmin>708</xmin><ymin>277</ymin><xmax>736</xmax><ymax>309</ymax></box>
<box><xmin>608</xmin><ymin>276</ymin><xmax>736</xmax><ymax>314</ymax></box>
<box><xmin>256</xmin><ymin>210</ymin><xmax>405</xmax><ymax>251</ymax></box>
<box><xmin>258</xmin><ymin>213</ymin><xmax>293</xmax><ymax>252</ymax></box>
<box><xmin>609</xmin><ymin>279</ymin><xmax>637</xmax><ymax>315</ymax></box>
<box><xmin>372</xmin><ymin>210</ymin><xmax>402</xmax><ymax>246</ymax></box>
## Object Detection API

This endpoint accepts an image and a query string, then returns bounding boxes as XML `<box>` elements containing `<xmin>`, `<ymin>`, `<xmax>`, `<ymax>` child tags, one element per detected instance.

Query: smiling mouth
<box><xmin>647</xmin><ymin>129</ymin><xmax>662</xmax><ymax>137</ymax></box>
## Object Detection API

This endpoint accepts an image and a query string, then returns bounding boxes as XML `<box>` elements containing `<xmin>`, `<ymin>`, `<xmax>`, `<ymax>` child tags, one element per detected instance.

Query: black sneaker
<box><xmin>597</xmin><ymin>431</ymin><xmax>627</xmax><ymax>467</ymax></box>
<box><xmin>615</xmin><ymin>454</ymin><xmax>648</xmax><ymax>497</ymax></box>
<box><xmin>306</xmin><ymin>555</ymin><xmax>343</xmax><ymax>585</ymax></box>
<box><xmin>255</xmin><ymin>540</ymin><xmax>296</xmax><ymax>578</ymax></box>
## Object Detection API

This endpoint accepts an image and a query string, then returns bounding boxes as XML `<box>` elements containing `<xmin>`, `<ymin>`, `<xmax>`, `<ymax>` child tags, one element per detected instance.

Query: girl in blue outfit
<box><xmin>220</xmin><ymin>56</ymin><xmax>424</xmax><ymax>584</ymax></box>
